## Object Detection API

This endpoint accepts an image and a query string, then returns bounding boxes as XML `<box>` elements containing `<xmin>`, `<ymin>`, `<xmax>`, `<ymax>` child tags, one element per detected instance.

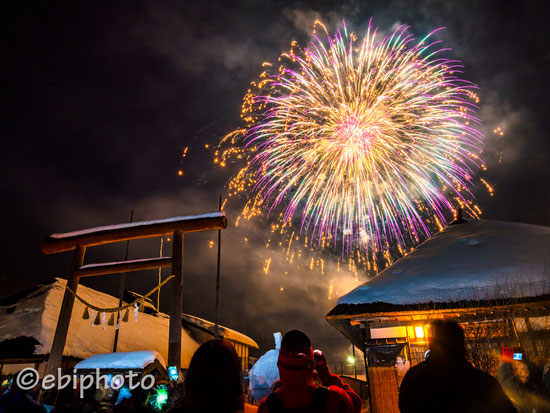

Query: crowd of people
<box><xmin>399</xmin><ymin>320</ymin><xmax>550</xmax><ymax>413</ymax></box>
<box><xmin>0</xmin><ymin>331</ymin><xmax>361</xmax><ymax>413</ymax></box>
<box><xmin>1</xmin><ymin>324</ymin><xmax>549</xmax><ymax>412</ymax></box>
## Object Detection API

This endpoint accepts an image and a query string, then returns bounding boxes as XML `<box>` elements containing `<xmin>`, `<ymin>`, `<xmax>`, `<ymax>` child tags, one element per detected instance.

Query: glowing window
<box><xmin>415</xmin><ymin>326</ymin><xmax>425</xmax><ymax>338</ymax></box>
<box><xmin>370</xmin><ymin>326</ymin><xmax>407</xmax><ymax>339</ymax></box>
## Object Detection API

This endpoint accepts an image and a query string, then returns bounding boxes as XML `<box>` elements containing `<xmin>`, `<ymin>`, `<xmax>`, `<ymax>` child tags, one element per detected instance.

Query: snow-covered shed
<box><xmin>0</xmin><ymin>278</ymin><xmax>258</xmax><ymax>376</ymax></box>
<box><xmin>327</xmin><ymin>219</ymin><xmax>550</xmax><ymax>366</ymax></box>
<box><xmin>327</xmin><ymin>219</ymin><xmax>550</xmax><ymax>413</ymax></box>
<box><xmin>180</xmin><ymin>314</ymin><xmax>258</xmax><ymax>371</ymax></box>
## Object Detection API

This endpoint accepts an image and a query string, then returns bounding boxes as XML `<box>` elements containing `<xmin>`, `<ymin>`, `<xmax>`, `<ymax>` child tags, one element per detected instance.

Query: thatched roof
<box><xmin>328</xmin><ymin>220</ymin><xmax>550</xmax><ymax>318</ymax></box>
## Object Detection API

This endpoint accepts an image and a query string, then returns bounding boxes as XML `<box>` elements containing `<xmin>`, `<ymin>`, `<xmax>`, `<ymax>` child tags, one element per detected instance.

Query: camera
<box><xmin>502</xmin><ymin>346</ymin><xmax>523</xmax><ymax>362</ymax></box>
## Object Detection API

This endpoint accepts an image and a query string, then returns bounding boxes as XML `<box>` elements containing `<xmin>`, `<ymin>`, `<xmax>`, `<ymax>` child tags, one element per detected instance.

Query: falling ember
<box><xmin>480</xmin><ymin>178</ymin><xmax>494</xmax><ymax>196</ymax></box>
<box><xmin>220</xmin><ymin>19</ymin><xmax>485</xmax><ymax>271</ymax></box>
<box><xmin>263</xmin><ymin>257</ymin><xmax>272</xmax><ymax>274</ymax></box>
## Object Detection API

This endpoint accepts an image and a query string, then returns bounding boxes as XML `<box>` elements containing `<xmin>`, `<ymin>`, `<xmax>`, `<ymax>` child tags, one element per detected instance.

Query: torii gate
<box><xmin>41</xmin><ymin>212</ymin><xmax>227</xmax><ymax>377</ymax></box>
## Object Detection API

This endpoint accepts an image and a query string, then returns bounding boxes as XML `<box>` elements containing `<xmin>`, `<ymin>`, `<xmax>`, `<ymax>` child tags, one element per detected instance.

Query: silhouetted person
<box><xmin>173</xmin><ymin>339</ymin><xmax>245</xmax><ymax>413</ymax></box>
<box><xmin>398</xmin><ymin>320</ymin><xmax>516</xmax><ymax>413</ymax></box>
<box><xmin>0</xmin><ymin>370</ymin><xmax>46</xmax><ymax>413</ymax></box>
<box><xmin>258</xmin><ymin>330</ymin><xmax>361</xmax><ymax>413</ymax></box>
<box><xmin>113</xmin><ymin>386</ymin><xmax>150</xmax><ymax>413</ymax></box>
<box><xmin>51</xmin><ymin>384</ymin><xmax>96</xmax><ymax>413</ymax></box>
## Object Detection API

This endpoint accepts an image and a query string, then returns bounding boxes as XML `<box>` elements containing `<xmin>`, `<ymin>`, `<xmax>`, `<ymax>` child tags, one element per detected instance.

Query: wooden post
<box><xmin>214</xmin><ymin>196</ymin><xmax>222</xmax><ymax>338</ymax></box>
<box><xmin>113</xmin><ymin>210</ymin><xmax>133</xmax><ymax>353</ymax></box>
<box><xmin>168</xmin><ymin>230</ymin><xmax>184</xmax><ymax>368</ymax></box>
<box><xmin>157</xmin><ymin>238</ymin><xmax>164</xmax><ymax>311</ymax></box>
<box><xmin>45</xmin><ymin>244</ymin><xmax>86</xmax><ymax>377</ymax></box>
<box><xmin>405</xmin><ymin>341</ymin><xmax>412</xmax><ymax>365</ymax></box>
<box><xmin>522</xmin><ymin>317</ymin><xmax>540</xmax><ymax>358</ymax></box>
<box><xmin>352</xmin><ymin>344</ymin><xmax>357</xmax><ymax>379</ymax></box>
<box><xmin>362</xmin><ymin>328</ymin><xmax>373</xmax><ymax>413</ymax></box>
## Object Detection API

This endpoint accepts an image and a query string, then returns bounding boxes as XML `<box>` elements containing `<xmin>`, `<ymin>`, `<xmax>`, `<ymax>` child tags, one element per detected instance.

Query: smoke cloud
<box><xmin>3</xmin><ymin>0</ymin><xmax>550</xmax><ymax>363</ymax></box>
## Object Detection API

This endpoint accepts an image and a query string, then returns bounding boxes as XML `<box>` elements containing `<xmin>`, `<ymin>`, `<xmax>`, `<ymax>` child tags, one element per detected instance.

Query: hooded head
<box><xmin>183</xmin><ymin>339</ymin><xmax>244</xmax><ymax>412</ymax></box>
<box><xmin>428</xmin><ymin>320</ymin><xmax>466</xmax><ymax>362</ymax></box>
<box><xmin>277</xmin><ymin>330</ymin><xmax>315</xmax><ymax>386</ymax></box>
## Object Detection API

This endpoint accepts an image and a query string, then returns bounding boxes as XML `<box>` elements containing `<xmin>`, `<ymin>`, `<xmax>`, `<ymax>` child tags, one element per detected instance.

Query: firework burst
<box><xmin>220</xmin><ymin>20</ymin><xmax>484</xmax><ymax>271</ymax></box>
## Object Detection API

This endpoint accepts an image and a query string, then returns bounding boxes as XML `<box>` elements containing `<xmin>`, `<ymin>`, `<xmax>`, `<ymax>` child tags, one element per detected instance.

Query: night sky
<box><xmin>3</xmin><ymin>0</ymin><xmax>550</xmax><ymax>362</ymax></box>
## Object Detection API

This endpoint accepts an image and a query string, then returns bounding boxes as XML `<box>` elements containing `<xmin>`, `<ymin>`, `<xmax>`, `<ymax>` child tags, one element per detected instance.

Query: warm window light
<box><xmin>415</xmin><ymin>326</ymin><xmax>425</xmax><ymax>338</ymax></box>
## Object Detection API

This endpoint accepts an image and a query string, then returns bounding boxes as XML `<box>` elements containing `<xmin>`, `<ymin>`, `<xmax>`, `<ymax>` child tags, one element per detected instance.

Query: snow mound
<box><xmin>74</xmin><ymin>350</ymin><xmax>165</xmax><ymax>370</ymax></box>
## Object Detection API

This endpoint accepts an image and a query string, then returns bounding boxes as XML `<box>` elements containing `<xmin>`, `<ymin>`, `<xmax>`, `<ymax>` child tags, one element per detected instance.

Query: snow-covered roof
<box><xmin>332</xmin><ymin>220</ymin><xmax>550</xmax><ymax>312</ymax></box>
<box><xmin>74</xmin><ymin>350</ymin><xmax>165</xmax><ymax>370</ymax></box>
<box><xmin>0</xmin><ymin>278</ymin><xmax>258</xmax><ymax>365</ymax></box>
<box><xmin>0</xmin><ymin>279</ymin><xmax>202</xmax><ymax>366</ymax></box>
<box><xmin>180</xmin><ymin>314</ymin><xmax>258</xmax><ymax>349</ymax></box>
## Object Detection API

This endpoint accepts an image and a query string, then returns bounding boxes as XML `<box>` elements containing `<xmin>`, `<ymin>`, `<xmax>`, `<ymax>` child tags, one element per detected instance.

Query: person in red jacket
<box><xmin>258</xmin><ymin>330</ymin><xmax>361</xmax><ymax>413</ymax></box>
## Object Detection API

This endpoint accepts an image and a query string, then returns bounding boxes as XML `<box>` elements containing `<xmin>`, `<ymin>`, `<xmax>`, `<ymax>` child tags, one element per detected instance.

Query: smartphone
<box><xmin>513</xmin><ymin>352</ymin><xmax>523</xmax><ymax>361</ymax></box>
<box><xmin>313</xmin><ymin>349</ymin><xmax>324</xmax><ymax>362</ymax></box>
<box><xmin>313</xmin><ymin>349</ymin><xmax>324</xmax><ymax>369</ymax></box>
<box><xmin>168</xmin><ymin>366</ymin><xmax>179</xmax><ymax>381</ymax></box>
